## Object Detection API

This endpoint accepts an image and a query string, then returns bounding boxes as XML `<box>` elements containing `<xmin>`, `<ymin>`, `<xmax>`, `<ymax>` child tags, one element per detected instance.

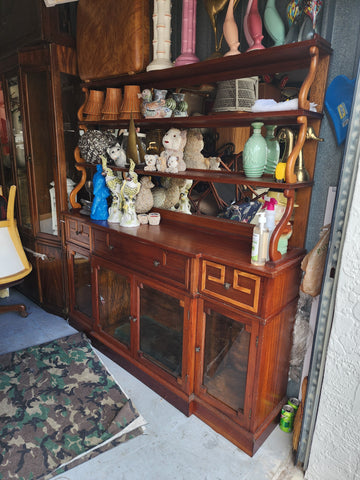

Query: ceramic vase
<box><xmin>264</xmin><ymin>0</ymin><xmax>285</xmax><ymax>46</ymax></box>
<box><xmin>175</xmin><ymin>0</ymin><xmax>200</xmax><ymax>66</ymax></box>
<box><xmin>119</xmin><ymin>85</ymin><xmax>141</xmax><ymax>120</ymax></box>
<box><xmin>263</xmin><ymin>125</ymin><xmax>280</xmax><ymax>175</ymax></box>
<box><xmin>172</xmin><ymin>93</ymin><xmax>188</xmax><ymax>117</ymax></box>
<box><xmin>147</xmin><ymin>0</ymin><xmax>174</xmax><ymax>71</ymax></box>
<box><xmin>83</xmin><ymin>90</ymin><xmax>104</xmax><ymax>121</ymax></box>
<box><xmin>101</xmin><ymin>88</ymin><xmax>122</xmax><ymax>120</ymax></box>
<box><xmin>243</xmin><ymin>122</ymin><xmax>267</xmax><ymax>178</ymax></box>
<box><xmin>223</xmin><ymin>0</ymin><xmax>240</xmax><ymax>56</ymax></box>
<box><xmin>244</xmin><ymin>0</ymin><xmax>265</xmax><ymax>51</ymax></box>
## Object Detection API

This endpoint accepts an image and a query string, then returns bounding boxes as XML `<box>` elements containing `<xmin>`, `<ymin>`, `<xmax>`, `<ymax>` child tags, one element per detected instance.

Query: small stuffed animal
<box><xmin>135</xmin><ymin>176</ymin><xmax>155</xmax><ymax>213</ymax></box>
<box><xmin>144</xmin><ymin>154</ymin><xmax>158</xmax><ymax>171</ymax></box>
<box><xmin>166</xmin><ymin>155</ymin><xmax>179</xmax><ymax>173</ymax></box>
<box><xmin>158</xmin><ymin>128</ymin><xmax>187</xmax><ymax>172</ymax></box>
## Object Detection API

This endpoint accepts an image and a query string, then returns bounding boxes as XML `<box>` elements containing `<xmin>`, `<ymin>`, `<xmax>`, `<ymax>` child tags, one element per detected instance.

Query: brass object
<box><xmin>203</xmin><ymin>0</ymin><xmax>241</xmax><ymax>58</ymax></box>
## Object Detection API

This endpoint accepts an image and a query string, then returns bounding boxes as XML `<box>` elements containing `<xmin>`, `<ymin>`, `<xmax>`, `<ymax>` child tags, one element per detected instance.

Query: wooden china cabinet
<box><xmin>64</xmin><ymin>36</ymin><xmax>332</xmax><ymax>455</ymax></box>
<box><xmin>0</xmin><ymin>43</ymin><xmax>81</xmax><ymax>315</ymax></box>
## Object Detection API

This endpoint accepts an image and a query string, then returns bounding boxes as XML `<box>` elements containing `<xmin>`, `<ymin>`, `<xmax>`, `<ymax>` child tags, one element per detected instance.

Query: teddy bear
<box><xmin>157</xmin><ymin>128</ymin><xmax>187</xmax><ymax>172</ymax></box>
<box><xmin>166</xmin><ymin>155</ymin><xmax>179</xmax><ymax>173</ymax></box>
<box><xmin>144</xmin><ymin>153</ymin><xmax>158</xmax><ymax>171</ymax></box>
<box><xmin>183</xmin><ymin>128</ymin><xmax>221</xmax><ymax>170</ymax></box>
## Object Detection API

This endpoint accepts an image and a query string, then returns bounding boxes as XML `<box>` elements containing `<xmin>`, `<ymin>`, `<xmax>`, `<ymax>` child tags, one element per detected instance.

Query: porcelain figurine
<box><xmin>101</xmin><ymin>155</ymin><xmax>123</xmax><ymax>223</ymax></box>
<box><xmin>90</xmin><ymin>164</ymin><xmax>110</xmax><ymax>221</ymax></box>
<box><xmin>139</xmin><ymin>89</ymin><xmax>174</xmax><ymax>118</ymax></box>
<box><xmin>174</xmin><ymin>0</ymin><xmax>200</xmax><ymax>66</ymax></box>
<box><xmin>106</xmin><ymin>141</ymin><xmax>127</xmax><ymax>167</ymax></box>
<box><xmin>120</xmin><ymin>159</ymin><xmax>141</xmax><ymax>227</ymax></box>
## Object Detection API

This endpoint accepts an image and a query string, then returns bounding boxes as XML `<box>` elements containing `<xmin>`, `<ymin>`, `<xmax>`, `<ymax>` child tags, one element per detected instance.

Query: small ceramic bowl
<box><xmin>148</xmin><ymin>212</ymin><xmax>161</xmax><ymax>225</ymax></box>
<box><xmin>138</xmin><ymin>214</ymin><xmax>149</xmax><ymax>225</ymax></box>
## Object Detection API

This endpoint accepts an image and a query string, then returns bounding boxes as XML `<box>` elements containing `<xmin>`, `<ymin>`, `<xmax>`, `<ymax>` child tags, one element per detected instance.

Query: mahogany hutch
<box><xmin>64</xmin><ymin>37</ymin><xmax>332</xmax><ymax>455</ymax></box>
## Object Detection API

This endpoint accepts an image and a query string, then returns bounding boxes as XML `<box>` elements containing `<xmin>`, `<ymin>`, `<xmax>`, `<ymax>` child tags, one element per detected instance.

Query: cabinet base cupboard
<box><xmin>65</xmin><ymin>212</ymin><xmax>303</xmax><ymax>456</ymax></box>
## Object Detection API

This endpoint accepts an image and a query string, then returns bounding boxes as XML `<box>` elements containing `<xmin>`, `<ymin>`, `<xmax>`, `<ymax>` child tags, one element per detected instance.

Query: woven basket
<box><xmin>212</xmin><ymin>76</ymin><xmax>259</xmax><ymax>113</ymax></box>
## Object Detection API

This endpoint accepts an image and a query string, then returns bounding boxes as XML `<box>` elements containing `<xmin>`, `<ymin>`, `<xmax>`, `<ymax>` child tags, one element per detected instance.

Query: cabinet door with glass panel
<box><xmin>67</xmin><ymin>244</ymin><xmax>93</xmax><ymax>331</ymax></box>
<box><xmin>0</xmin><ymin>72</ymin><xmax>31</xmax><ymax>228</ymax></box>
<box><xmin>195</xmin><ymin>299</ymin><xmax>259</xmax><ymax>429</ymax></box>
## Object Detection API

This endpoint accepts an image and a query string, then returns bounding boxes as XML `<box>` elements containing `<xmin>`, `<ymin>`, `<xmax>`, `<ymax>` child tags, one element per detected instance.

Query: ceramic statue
<box><xmin>139</xmin><ymin>89</ymin><xmax>174</xmax><ymax>118</ymax></box>
<box><xmin>101</xmin><ymin>156</ymin><xmax>123</xmax><ymax>223</ymax></box>
<box><xmin>147</xmin><ymin>0</ymin><xmax>174</xmax><ymax>71</ymax></box>
<box><xmin>175</xmin><ymin>0</ymin><xmax>200</xmax><ymax>66</ymax></box>
<box><xmin>223</xmin><ymin>0</ymin><xmax>241</xmax><ymax>56</ymax></box>
<box><xmin>90</xmin><ymin>164</ymin><xmax>110</xmax><ymax>221</ymax></box>
<box><xmin>120</xmin><ymin>159</ymin><xmax>141</xmax><ymax>227</ymax></box>
<box><xmin>106</xmin><ymin>141</ymin><xmax>127</xmax><ymax>167</ymax></box>
<box><xmin>172</xmin><ymin>93</ymin><xmax>188</xmax><ymax>117</ymax></box>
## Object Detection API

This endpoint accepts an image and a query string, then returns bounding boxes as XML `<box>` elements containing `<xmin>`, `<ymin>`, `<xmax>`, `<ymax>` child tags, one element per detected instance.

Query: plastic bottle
<box><xmin>251</xmin><ymin>211</ymin><xmax>269</xmax><ymax>266</ymax></box>
<box><xmin>264</xmin><ymin>198</ymin><xmax>277</xmax><ymax>260</ymax></box>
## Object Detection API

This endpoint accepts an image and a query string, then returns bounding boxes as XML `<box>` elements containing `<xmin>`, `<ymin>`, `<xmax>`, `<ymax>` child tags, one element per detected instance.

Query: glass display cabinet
<box><xmin>0</xmin><ymin>43</ymin><xmax>81</xmax><ymax>315</ymax></box>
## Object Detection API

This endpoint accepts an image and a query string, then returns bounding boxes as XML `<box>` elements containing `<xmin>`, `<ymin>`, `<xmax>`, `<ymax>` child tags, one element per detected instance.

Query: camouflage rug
<box><xmin>0</xmin><ymin>332</ymin><xmax>146</xmax><ymax>480</ymax></box>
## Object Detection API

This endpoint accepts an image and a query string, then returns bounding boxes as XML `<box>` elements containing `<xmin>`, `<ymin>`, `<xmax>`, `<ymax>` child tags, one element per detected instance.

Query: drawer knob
<box><xmin>75</xmin><ymin>230</ymin><xmax>81</xmax><ymax>235</ymax></box>
<box><xmin>224</xmin><ymin>282</ymin><xmax>231</xmax><ymax>290</ymax></box>
<box><xmin>153</xmin><ymin>260</ymin><xmax>160</xmax><ymax>267</ymax></box>
<box><xmin>108</xmin><ymin>245</ymin><xmax>114</xmax><ymax>250</ymax></box>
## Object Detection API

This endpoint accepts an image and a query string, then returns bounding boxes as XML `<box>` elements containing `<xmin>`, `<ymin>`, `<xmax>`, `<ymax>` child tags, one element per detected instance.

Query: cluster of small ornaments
<box><xmin>144</xmin><ymin>128</ymin><xmax>187</xmax><ymax>174</ymax></box>
<box><xmin>138</xmin><ymin>89</ymin><xmax>188</xmax><ymax>119</ymax></box>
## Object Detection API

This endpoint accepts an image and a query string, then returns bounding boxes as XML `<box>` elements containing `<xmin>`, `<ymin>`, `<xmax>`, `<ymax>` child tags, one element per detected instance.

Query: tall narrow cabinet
<box><xmin>0</xmin><ymin>43</ymin><xmax>81</xmax><ymax>315</ymax></box>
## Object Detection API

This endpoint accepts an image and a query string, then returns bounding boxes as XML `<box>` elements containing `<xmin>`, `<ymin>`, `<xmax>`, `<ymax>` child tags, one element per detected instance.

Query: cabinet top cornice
<box><xmin>81</xmin><ymin>36</ymin><xmax>332</xmax><ymax>90</ymax></box>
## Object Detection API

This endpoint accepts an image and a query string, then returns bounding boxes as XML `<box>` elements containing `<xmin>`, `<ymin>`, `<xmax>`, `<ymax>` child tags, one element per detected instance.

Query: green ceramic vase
<box><xmin>264</xmin><ymin>125</ymin><xmax>280</xmax><ymax>175</ymax></box>
<box><xmin>264</xmin><ymin>0</ymin><xmax>285</xmax><ymax>46</ymax></box>
<box><xmin>243</xmin><ymin>122</ymin><xmax>267</xmax><ymax>178</ymax></box>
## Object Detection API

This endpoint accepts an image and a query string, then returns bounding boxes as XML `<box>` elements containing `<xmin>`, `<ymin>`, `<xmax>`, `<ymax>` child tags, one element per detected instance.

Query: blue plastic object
<box><xmin>91</xmin><ymin>164</ymin><xmax>110</xmax><ymax>221</ymax></box>
<box><xmin>325</xmin><ymin>75</ymin><xmax>356</xmax><ymax>145</ymax></box>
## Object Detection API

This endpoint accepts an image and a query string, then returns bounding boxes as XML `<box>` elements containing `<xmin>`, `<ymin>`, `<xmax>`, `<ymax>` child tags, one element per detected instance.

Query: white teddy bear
<box><xmin>144</xmin><ymin>153</ymin><xmax>158</xmax><ymax>171</ymax></box>
<box><xmin>157</xmin><ymin>128</ymin><xmax>187</xmax><ymax>172</ymax></box>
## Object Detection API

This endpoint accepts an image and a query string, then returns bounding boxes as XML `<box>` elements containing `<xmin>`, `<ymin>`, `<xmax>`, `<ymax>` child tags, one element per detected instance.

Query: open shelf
<box><xmin>81</xmin><ymin>36</ymin><xmax>332</xmax><ymax>90</ymax></box>
<box><xmin>75</xmin><ymin>162</ymin><xmax>313</xmax><ymax>189</ymax></box>
<box><xmin>80</xmin><ymin>109</ymin><xmax>323</xmax><ymax>130</ymax></box>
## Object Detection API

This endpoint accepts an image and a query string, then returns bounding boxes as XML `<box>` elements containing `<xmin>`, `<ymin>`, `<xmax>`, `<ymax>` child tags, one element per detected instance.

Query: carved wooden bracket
<box><xmin>269</xmin><ymin>189</ymin><xmax>295</xmax><ymax>262</ymax></box>
<box><xmin>69</xmin><ymin>146</ymin><xmax>87</xmax><ymax>209</ymax></box>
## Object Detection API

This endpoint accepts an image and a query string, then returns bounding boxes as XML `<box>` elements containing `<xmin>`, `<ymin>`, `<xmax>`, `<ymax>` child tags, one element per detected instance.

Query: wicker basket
<box><xmin>212</xmin><ymin>76</ymin><xmax>259</xmax><ymax>113</ymax></box>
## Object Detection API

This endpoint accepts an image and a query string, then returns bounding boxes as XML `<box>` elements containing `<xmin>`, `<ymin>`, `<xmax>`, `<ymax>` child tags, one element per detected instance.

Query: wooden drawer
<box><xmin>92</xmin><ymin>228</ymin><xmax>190</xmax><ymax>289</ymax></box>
<box><xmin>65</xmin><ymin>218</ymin><xmax>91</xmax><ymax>248</ymax></box>
<box><xmin>200</xmin><ymin>260</ymin><xmax>261</xmax><ymax>314</ymax></box>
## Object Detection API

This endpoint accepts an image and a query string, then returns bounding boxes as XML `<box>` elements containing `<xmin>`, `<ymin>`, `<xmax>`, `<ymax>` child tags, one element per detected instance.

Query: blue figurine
<box><xmin>90</xmin><ymin>164</ymin><xmax>110</xmax><ymax>221</ymax></box>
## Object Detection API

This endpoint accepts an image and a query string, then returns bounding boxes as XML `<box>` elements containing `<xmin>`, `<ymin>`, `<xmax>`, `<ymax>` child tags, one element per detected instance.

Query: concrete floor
<box><xmin>0</xmin><ymin>289</ymin><xmax>305</xmax><ymax>480</ymax></box>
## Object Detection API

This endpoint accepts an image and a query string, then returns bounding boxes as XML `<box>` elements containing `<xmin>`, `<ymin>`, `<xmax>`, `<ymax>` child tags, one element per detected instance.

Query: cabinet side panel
<box><xmin>252</xmin><ymin>301</ymin><xmax>297</xmax><ymax>432</ymax></box>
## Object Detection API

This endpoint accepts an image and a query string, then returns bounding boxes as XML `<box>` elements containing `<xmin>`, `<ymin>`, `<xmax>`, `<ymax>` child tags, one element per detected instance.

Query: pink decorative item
<box><xmin>175</xmin><ymin>0</ymin><xmax>200</xmax><ymax>66</ymax></box>
<box><xmin>223</xmin><ymin>0</ymin><xmax>240</xmax><ymax>56</ymax></box>
<box><xmin>244</xmin><ymin>0</ymin><xmax>265</xmax><ymax>51</ymax></box>
<box><xmin>243</xmin><ymin>0</ymin><xmax>254</xmax><ymax>48</ymax></box>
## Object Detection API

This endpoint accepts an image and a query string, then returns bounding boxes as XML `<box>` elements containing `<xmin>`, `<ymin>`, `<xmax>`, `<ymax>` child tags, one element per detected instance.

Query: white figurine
<box><xmin>166</xmin><ymin>155</ymin><xmax>179</xmax><ymax>173</ymax></box>
<box><xmin>144</xmin><ymin>153</ymin><xmax>158</xmax><ymax>171</ymax></box>
<box><xmin>157</xmin><ymin>128</ymin><xmax>187</xmax><ymax>172</ymax></box>
<box><xmin>106</xmin><ymin>141</ymin><xmax>127</xmax><ymax>167</ymax></box>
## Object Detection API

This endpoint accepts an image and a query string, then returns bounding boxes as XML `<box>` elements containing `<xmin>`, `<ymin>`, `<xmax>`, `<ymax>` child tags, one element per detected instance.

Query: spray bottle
<box><xmin>264</xmin><ymin>198</ymin><xmax>278</xmax><ymax>260</ymax></box>
<box><xmin>251</xmin><ymin>211</ymin><xmax>269</xmax><ymax>266</ymax></box>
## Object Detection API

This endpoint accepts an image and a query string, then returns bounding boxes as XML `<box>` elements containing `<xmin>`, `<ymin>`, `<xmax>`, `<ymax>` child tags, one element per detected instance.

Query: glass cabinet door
<box><xmin>72</xmin><ymin>250</ymin><xmax>92</xmax><ymax>320</ymax></box>
<box><xmin>97</xmin><ymin>264</ymin><xmax>131</xmax><ymax>349</ymax></box>
<box><xmin>0</xmin><ymin>75</ymin><xmax>31</xmax><ymax>228</ymax></box>
<box><xmin>21</xmin><ymin>68</ymin><xmax>56</xmax><ymax>235</ymax></box>
<box><xmin>201</xmin><ymin>306</ymin><xmax>251</xmax><ymax>413</ymax></box>
<box><xmin>139</xmin><ymin>283</ymin><xmax>184</xmax><ymax>378</ymax></box>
